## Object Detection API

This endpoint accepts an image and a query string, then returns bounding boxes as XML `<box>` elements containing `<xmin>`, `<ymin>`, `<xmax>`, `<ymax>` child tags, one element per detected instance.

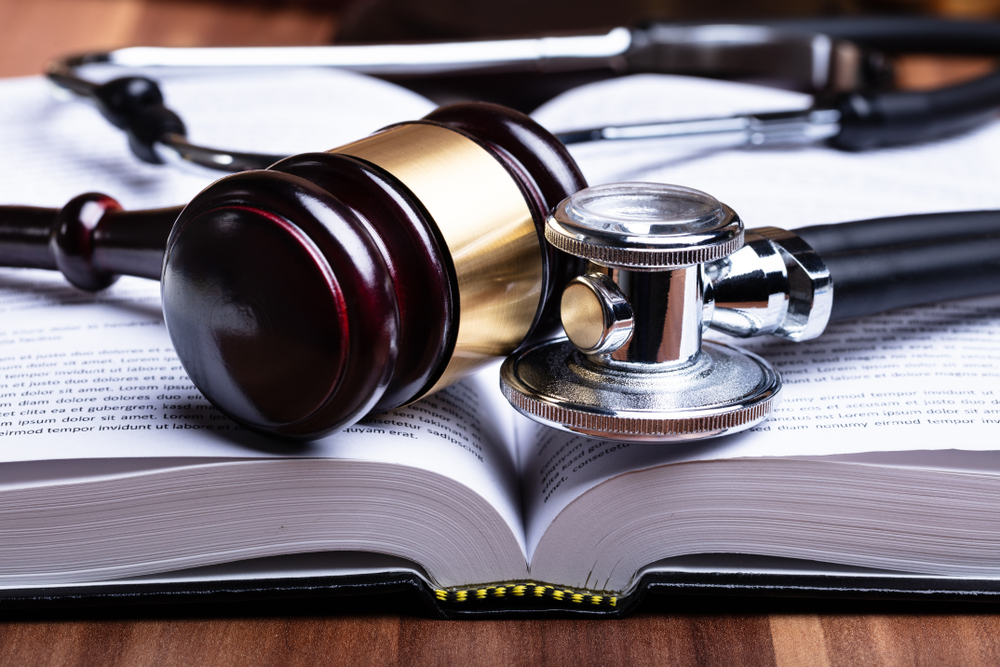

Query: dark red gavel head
<box><xmin>160</xmin><ymin>103</ymin><xmax>587</xmax><ymax>439</ymax></box>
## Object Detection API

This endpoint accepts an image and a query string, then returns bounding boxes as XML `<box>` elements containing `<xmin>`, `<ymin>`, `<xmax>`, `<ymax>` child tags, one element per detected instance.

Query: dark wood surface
<box><xmin>4</xmin><ymin>607</ymin><xmax>1000</xmax><ymax>666</ymax></box>
<box><xmin>2</xmin><ymin>1</ymin><xmax>999</xmax><ymax>665</ymax></box>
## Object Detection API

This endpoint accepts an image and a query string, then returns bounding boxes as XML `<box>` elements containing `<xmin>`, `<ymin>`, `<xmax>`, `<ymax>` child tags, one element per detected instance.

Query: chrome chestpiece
<box><xmin>500</xmin><ymin>182</ymin><xmax>833</xmax><ymax>442</ymax></box>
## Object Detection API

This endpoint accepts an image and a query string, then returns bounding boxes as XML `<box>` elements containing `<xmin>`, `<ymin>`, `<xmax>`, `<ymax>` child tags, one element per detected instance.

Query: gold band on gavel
<box><xmin>333</xmin><ymin>122</ymin><xmax>544</xmax><ymax>397</ymax></box>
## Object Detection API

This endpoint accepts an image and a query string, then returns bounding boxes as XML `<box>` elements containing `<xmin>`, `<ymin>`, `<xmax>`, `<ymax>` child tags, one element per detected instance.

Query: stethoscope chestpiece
<box><xmin>500</xmin><ymin>182</ymin><xmax>782</xmax><ymax>442</ymax></box>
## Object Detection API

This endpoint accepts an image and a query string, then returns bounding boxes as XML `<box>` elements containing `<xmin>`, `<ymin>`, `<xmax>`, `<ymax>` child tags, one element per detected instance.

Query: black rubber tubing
<box><xmin>795</xmin><ymin>210</ymin><xmax>1000</xmax><ymax>256</ymax></box>
<box><xmin>814</xmin><ymin>237</ymin><xmax>1000</xmax><ymax>321</ymax></box>
<box><xmin>755</xmin><ymin>17</ymin><xmax>1000</xmax><ymax>150</ymax></box>
<box><xmin>831</xmin><ymin>72</ymin><xmax>1000</xmax><ymax>150</ymax></box>
<box><xmin>762</xmin><ymin>17</ymin><xmax>1000</xmax><ymax>56</ymax></box>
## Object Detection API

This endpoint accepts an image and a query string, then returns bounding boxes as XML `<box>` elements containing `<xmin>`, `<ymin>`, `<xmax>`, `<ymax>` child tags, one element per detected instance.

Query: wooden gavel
<box><xmin>0</xmin><ymin>103</ymin><xmax>587</xmax><ymax>439</ymax></box>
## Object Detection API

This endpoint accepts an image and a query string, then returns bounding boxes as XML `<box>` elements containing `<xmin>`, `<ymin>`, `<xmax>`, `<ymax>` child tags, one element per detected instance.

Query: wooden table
<box><xmin>4</xmin><ymin>597</ymin><xmax>1000</xmax><ymax>666</ymax></box>
<box><xmin>1</xmin><ymin>1</ymin><xmax>998</xmax><ymax>664</ymax></box>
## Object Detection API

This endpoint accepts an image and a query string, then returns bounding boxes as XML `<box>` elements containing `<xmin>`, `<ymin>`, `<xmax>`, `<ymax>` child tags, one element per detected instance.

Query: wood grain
<box><xmin>0</xmin><ymin>614</ymin><xmax>780</xmax><ymax>667</ymax></box>
<box><xmin>2</xmin><ymin>1</ymin><xmax>1000</xmax><ymax>665</ymax></box>
<box><xmin>4</xmin><ymin>611</ymin><xmax>1000</xmax><ymax>666</ymax></box>
<box><xmin>895</xmin><ymin>55</ymin><xmax>999</xmax><ymax>90</ymax></box>
<box><xmin>0</xmin><ymin>0</ymin><xmax>338</xmax><ymax>79</ymax></box>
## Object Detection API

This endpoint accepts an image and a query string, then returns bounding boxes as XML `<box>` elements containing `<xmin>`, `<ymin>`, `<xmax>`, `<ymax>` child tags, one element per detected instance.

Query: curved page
<box><xmin>530</xmin><ymin>457</ymin><xmax>1000</xmax><ymax>593</ymax></box>
<box><xmin>0</xmin><ymin>457</ymin><xmax>527</xmax><ymax>588</ymax></box>
<box><xmin>0</xmin><ymin>70</ymin><xmax>528</xmax><ymax>587</ymax></box>
<box><xmin>519</xmin><ymin>73</ymin><xmax>1000</xmax><ymax>590</ymax></box>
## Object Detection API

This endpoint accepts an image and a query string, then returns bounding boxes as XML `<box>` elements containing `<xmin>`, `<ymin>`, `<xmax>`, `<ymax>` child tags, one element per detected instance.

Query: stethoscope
<box><xmin>3</xmin><ymin>18</ymin><xmax>999</xmax><ymax>444</ymax></box>
<box><xmin>46</xmin><ymin>17</ymin><xmax>1000</xmax><ymax>172</ymax></box>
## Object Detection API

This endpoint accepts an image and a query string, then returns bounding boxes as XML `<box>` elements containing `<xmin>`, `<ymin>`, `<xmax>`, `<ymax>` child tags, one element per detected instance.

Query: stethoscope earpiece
<box><xmin>501</xmin><ymin>183</ymin><xmax>782</xmax><ymax>442</ymax></box>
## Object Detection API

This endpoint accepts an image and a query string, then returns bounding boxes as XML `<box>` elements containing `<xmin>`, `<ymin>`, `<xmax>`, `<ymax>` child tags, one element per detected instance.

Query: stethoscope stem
<box><xmin>154</xmin><ymin>134</ymin><xmax>284</xmax><ymax>173</ymax></box>
<box><xmin>54</xmin><ymin>29</ymin><xmax>634</xmax><ymax>76</ymax></box>
<box><xmin>555</xmin><ymin>108</ymin><xmax>842</xmax><ymax>147</ymax></box>
<box><xmin>155</xmin><ymin>107</ymin><xmax>845</xmax><ymax>175</ymax></box>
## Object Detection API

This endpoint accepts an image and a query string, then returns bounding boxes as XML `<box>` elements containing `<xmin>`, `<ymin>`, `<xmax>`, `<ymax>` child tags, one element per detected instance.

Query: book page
<box><xmin>532</xmin><ymin>74</ymin><xmax>1000</xmax><ymax>221</ymax></box>
<box><xmin>0</xmin><ymin>72</ymin><xmax>527</xmax><ymax>554</ymax></box>
<box><xmin>521</xmin><ymin>74</ymin><xmax>1000</xmax><ymax>558</ymax></box>
<box><xmin>519</xmin><ymin>295</ymin><xmax>1000</xmax><ymax>557</ymax></box>
<box><xmin>1</xmin><ymin>69</ymin><xmax>436</xmax><ymax>208</ymax></box>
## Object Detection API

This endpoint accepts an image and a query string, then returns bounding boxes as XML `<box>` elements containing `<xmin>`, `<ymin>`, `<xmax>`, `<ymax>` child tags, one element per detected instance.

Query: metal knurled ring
<box><xmin>544</xmin><ymin>225</ymin><xmax>744</xmax><ymax>269</ymax></box>
<box><xmin>500</xmin><ymin>376</ymin><xmax>776</xmax><ymax>437</ymax></box>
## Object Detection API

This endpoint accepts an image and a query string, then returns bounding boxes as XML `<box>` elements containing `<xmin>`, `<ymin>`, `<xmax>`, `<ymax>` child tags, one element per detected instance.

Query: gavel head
<box><xmin>160</xmin><ymin>103</ymin><xmax>587</xmax><ymax>439</ymax></box>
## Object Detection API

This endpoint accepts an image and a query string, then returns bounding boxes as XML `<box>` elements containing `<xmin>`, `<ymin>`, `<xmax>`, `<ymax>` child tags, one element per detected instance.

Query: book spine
<box><xmin>434</xmin><ymin>583</ymin><xmax>618</xmax><ymax>610</ymax></box>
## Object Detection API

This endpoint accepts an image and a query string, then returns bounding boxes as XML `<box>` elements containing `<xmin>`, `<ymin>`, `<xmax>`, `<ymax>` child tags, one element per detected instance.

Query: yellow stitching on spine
<box><xmin>438</xmin><ymin>583</ymin><xmax>620</xmax><ymax>608</ymax></box>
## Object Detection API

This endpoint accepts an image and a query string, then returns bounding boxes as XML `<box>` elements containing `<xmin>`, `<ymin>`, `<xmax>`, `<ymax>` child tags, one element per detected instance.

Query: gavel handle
<box><xmin>0</xmin><ymin>194</ymin><xmax>181</xmax><ymax>290</ymax></box>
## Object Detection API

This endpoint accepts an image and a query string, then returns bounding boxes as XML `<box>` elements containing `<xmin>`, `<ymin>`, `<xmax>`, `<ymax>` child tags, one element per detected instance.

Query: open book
<box><xmin>2</xmin><ymin>68</ymin><xmax>1000</xmax><ymax>614</ymax></box>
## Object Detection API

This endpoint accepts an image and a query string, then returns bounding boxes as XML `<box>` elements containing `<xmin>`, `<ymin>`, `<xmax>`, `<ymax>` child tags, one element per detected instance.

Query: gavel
<box><xmin>8</xmin><ymin>101</ymin><xmax>1000</xmax><ymax>443</ymax></box>
<box><xmin>0</xmin><ymin>103</ymin><xmax>588</xmax><ymax>439</ymax></box>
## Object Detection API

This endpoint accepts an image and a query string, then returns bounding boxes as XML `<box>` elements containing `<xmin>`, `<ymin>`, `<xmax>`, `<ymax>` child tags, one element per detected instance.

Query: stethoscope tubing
<box><xmin>796</xmin><ymin>211</ymin><xmax>1000</xmax><ymax>320</ymax></box>
<box><xmin>759</xmin><ymin>16</ymin><xmax>1000</xmax><ymax>54</ymax></box>
<box><xmin>796</xmin><ymin>210</ymin><xmax>1000</xmax><ymax>255</ymax></box>
<box><xmin>45</xmin><ymin>17</ymin><xmax>1000</xmax><ymax>170</ymax></box>
<box><xmin>32</xmin><ymin>18</ymin><xmax>1000</xmax><ymax>324</ymax></box>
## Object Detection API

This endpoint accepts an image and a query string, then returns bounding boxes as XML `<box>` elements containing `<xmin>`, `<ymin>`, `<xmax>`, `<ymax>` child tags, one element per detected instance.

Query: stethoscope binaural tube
<box><xmin>44</xmin><ymin>18</ymin><xmax>1000</xmax><ymax>173</ymax></box>
<box><xmin>563</xmin><ymin>17</ymin><xmax>1000</xmax><ymax>151</ymax></box>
